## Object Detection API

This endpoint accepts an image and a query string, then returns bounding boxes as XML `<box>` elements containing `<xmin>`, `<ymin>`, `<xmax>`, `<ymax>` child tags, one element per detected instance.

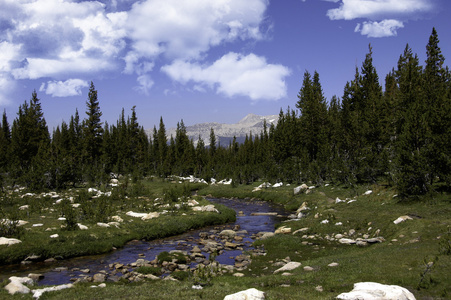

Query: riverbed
<box><xmin>0</xmin><ymin>198</ymin><xmax>288</xmax><ymax>285</ymax></box>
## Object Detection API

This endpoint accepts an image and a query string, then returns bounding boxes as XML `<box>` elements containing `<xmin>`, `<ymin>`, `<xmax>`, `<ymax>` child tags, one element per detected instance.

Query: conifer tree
<box><xmin>10</xmin><ymin>91</ymin><xmax>50</xmax><ymax>189</ymax></box>
<box><xmin>83</xmin><ymin>82</ymin><xmax>103</xmax><ymax>184</ymax></box>
<box><xmin>423</xmin><ymin>28</ymin><xmax>450</xmax><ymax>187</ymax></box>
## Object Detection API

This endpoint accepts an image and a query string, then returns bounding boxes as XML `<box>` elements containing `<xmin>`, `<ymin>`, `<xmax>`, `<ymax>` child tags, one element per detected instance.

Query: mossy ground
<box><xmin>1</xmin><ymin>180</ymin><xmax>450</xmax><ymax>299</ymax></box>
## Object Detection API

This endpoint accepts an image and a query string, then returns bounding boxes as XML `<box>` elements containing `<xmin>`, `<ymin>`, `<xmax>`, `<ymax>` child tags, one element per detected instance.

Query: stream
<box><xmin>1</xmin><ymin>198</ymin><xmax>289</xmax><ymax>286</ymax></box>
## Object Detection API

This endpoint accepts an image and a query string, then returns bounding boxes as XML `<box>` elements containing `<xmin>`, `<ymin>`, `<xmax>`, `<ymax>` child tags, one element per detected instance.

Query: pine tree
<box><xmin>0</xmin><ymin>110</ymin><xmax>11</xmax><ymax>173</ymax></box>
<box><xmin>83</xmin><ymin>82</ymin><xmax>103</xmax><ymax>163</ymax></box>
<box><xmin>10</xmin><ymin>91</ymin><xmax>50</xmax><ymax>189</ymax></box>
<box><xmin>423</xmin><ymin>28</ymin><xmax>450</xmax><ymax>187</ymax></box>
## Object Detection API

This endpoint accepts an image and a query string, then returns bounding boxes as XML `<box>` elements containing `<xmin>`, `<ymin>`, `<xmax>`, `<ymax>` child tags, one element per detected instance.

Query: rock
<box><xmin>31</xmin><ymin>284</ymin><xmax>73</xmax><ymax>299</ymax></box>
<box><xmin>336</xmin><ymin>282</ymin><xmax>416</xmax><ymax>300</ymax></box>
<box><xmin>32</xmin><ymin>223</ymin><xmax>44</xmax><ymax>227</ymax></box>
<box><xmin>366</xmin><ymin>237</ymin><xmax>385</xmax><ymax>243</ymax></box>
<box><xmin>393</xmin><ymin>216</ymin><xmax>413</xmax><ymax>224</ymax></box>
<box><xmin>273</xmin><ymin>262</ymin><xmax>302</xmax><ymax>274</ymax></box>
<box><xmin>363</xmin><ymin>190</ymin><xmax>373</xmax><ymax>195</ymax></box>
<box><xmin>97</xmin><ymin>222</ymin><xmax>110</xmax><ymax>228</ymax></box>
<box><xmin>93</xmin><ymin>273</ymin><xmax>107</xmax><ymax>283</ymax></box>
<box><xmin>191</xmin><ymin>246</ymin><xmax>202</xmax><ymax>253</ymax></box>
<box><xmin>296</xmin><ymin>202</ymin><xmax>309</xmax><ymax>214</ymax></box>
<box><xmin>111</xmin><ymin>216</ymin><xmax>123</xmax><ymax>223</ymax></box>
<box><xmin>5</xmin><ymin>276</ymin><xmax>33</xmax><ymax>295</ymax></box>
<box><xmin>339</xmin><ymin>238</ymin><xmax>356</xmax><ymax>244</ymax></box>
<box><xmin>292</xmin><ymin>228</ymin><xmax>309</xmax><ymax>235</ymax></box>
<box><xmin>224</xmin><ymin>288</ymin><xmax>266</xmax><ymax>300</ymax></box>
<box><xmin>77</xmin><ymin>223</ymin><xmax>88</xmax><ymax>230</ymax></box>
<box><xmin>274</xmin><ymin>226</ymin><xmax>291</xmax><ymax>234</ymax></box>
<box><xmin>258</xmin><ymin>232</ymin><xmax>275</xmax><ymax>240</ymax></box>
<box><xmin>251</xmin><ymin>212</ymin><xmax>278</xmax><ymax>216</ymax></box>
<box><xmin>225</xmin><ymin>242</ymin><xmax>238</xmax><ymax>249</ymax></box>
<box><xmin>233</xmin><ymin>273</ymin><xmax>245</xmax><ymax>277</ymax></box>
<box><xmin>50</xmin><ymin>234</ymin><xmax>59</xmax><ymax>238</ymax></box>
<box><xmin>0</xmin><ymin>237</ymin><xmax>22</xmax><ymax>246</ymax></box>
<box><xmin>303</xmin><ymin>266</ymin><xmax>314</xmax><ymax>271</ymax></box>
<box><xmin>220</xmin><ymin>230</ymin><xmax>236</xmax><ymax>239</ymax></box>
<box><xmin>294</xmin><ymin>184</ymin><xmax>309</xmax><ymax>195</ymax></box>
<box><xmin>316</xmin><ymin>285</ymin><xmax>324</xmax><ymax>292</ymax></box>
<box><xmin>328</xmin><ymin>262</ymin><xmax>339</xmax><ymax>267</ymax></box>
<box><xmin>28</xmin><ymin>273</ymin><xmax>44</xmax><ymax>281</ymax></box>
<box><xmin>19</xmin><ymin>205</ymin><xmax>29</xmax><ymax>210</ymax></box>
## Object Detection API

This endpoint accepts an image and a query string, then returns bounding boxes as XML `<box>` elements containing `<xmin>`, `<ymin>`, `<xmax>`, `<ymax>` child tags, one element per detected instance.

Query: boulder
<box><xmin>339</xmin><ymin>238</ymin><xmax>356</xmax><ymax>245</ymax></box>
<box><xmin>0</xmin><ymin>237</ymin><xmax>22</xmax><ymax>246</ymax></box>
<box><xmin>294</xmin><ymin>184</ymin><xmax>309</xmax><ymax>195</ymax></box>
<box><xmin>273</xmin><ymin>262</ymin><xmax>302</xmax><ymax>274</ymax></box>
<box><xmin>5</xmin><ymin>277</ymin><xmax>33</xmax><ymax>295</ymax></box>
<box><xmin>336</xmin><ymin>282</ymin><xmax>416</xmax><ymax>300</ymax></box>
<box><xmin>296</xmin><ymin>202</ymin><xmax>309</xmax><ymax>215</ymax></box>
<box><xmin>93</xmin><ymin>273</ymin><xmax>107</xmax><ymax>283</ymax></box>
<box><xmin>142</xmin><ymin>212</ymin><xmax>160</xmax><ymax>220</ymax></box>
<box><xmin>220</xmin><ymin>230</ymin><xmax>236</xmax><ymax>239</ymax></box>
<box><xmin>224</xmin><ymin>288</ymin><xmax>265</xmax><ymax>300</ymax></box>
<box><xmin>77</xmin><ymin>223</ymin><xmax>88</xmax><ymax>230</ymax></box>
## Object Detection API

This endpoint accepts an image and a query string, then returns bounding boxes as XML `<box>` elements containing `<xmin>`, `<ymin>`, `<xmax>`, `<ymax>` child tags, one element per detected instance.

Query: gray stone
<box><xmin>93</xmin><ymin>273</ymin><xmax>107</xmax><ymax>283</ymax></box>
<box><xmin>273</xmin><ymin>262</ymin><xmax>302</xmax><ymax>274</ymax></box>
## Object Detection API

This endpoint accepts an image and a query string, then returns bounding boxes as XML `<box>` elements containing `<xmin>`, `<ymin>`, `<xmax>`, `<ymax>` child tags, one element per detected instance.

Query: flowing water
<box><xmin>1</xmin><ymin>198</ymin><xmax>288</xmax><ymax>286</ymax></box>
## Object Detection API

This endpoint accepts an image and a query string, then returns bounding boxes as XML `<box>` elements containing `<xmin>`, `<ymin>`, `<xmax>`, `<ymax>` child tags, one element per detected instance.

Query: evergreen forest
<box><xmin>1</xmin><ymin>28</ymin><xmax>450</xmax><ymax>200</ymax></box>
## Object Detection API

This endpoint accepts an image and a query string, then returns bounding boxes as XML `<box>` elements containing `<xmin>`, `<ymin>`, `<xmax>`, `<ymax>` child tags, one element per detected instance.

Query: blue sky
<box><xmin>1</xmin><ymin>0</ymin><xmax>450</xmax><ymax>131</ymax></box>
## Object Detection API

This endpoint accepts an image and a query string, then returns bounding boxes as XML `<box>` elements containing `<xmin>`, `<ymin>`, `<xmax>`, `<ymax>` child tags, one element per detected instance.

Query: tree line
<box><xmin>0</xmin><ymin>28</ymin><xmax>449</xmax><ymax>199</ymax></box>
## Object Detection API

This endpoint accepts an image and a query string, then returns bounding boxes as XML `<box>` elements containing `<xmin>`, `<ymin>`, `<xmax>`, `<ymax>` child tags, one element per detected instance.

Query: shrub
<box><xmin>135</xmin><ymin>266</ymin><xmax>162</xmax><ymax>276</ymax></box>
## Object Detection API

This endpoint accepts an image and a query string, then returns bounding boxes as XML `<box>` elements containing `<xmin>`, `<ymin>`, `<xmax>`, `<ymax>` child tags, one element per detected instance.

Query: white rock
<box><xmin>5</xmin><ymin>276</ymin><xmax>33</xmax><ymax>295</ymax></box>
<box><xmin>111</xmin><ymin>216</ymin><xmax>123</xmax><ymax>223</ymax></box>
<box><xmin>77</xmin><ymin>224</ymin><xmax>88</xmax><ymax>230</ymax></box>
<box><xmin>32</xmin><ymin>284</ymin><xmax>73</xmax><ymax>299</ymax></box>
<box><xmin>294</xmin><ymin>184</ymin><xmax>309</xmax><ymax>195</ymax></box>
<box><xmin>32</xmin><ymin>224</ymin><xmax>43</xmax><ymax>227</ymax></box>
<box><xmin>363</xmin><ymin>190</ymin><xmax>373</xmax><ymax>195</ymax></box>
<box><xmin>71</xmin><ymin>203</ymin><xmax>81</xmax><ymax>208</ymax></box>
<box><xmin>393</xmin><ymin>216</ymin><xmax>413</xmax><ymax>225</ymax></box>
<box><xmin>335</xmin><ymin>222</ymin><xmax>343</xmax><ymax>226</ymax></box>
<box><xmin>320</xmin><ymin>219</ymin><xmax>329</xmax><ymax>224</ymax></box>
<box><xmin>126</xmin><ymin>211</ymin><xmax>148</xmax><ymax>218</ymax></box>
<box><xmin>224</xmin><ymin>288</ymin><xmax>265</xmax><ymax>300</ymax></box>
<box><xmin>336</xmin><ymin>282</ymin><xmax>416</xmax><ymax>300</ymax></box>
<box><xmin>328</xmin><ymin>262</ymin><xmax>339</xmax><ymax>267</ymax></box>
<box><xmin>50</xmin><ymin>234</ymin><xmax>59</xmax><ymax>238</ymax></box>
<box><xmin>0</xmin><ymin>237</ymin><xmax>22</xmax><ymax>246</ymax></box>
<box><xmin>19</xmin><ymin>205</ymin><xmax>29</xmax><ymax>210</ymax></box>
<box><xmin>273</xmin><ymin>262</ymin><xmax>302</xmax><ymax>274</ymax></box>
<box><xmin>58</xmin><ymin>217</ymin><xmax>66</xmax><ymax>221</ymax></box>
<box><xmin>97</xmin><ymin>223</ymin><xmax>110</xmax><ymax>228</ymax></box>
<box><xmin>273</xmin><ymin>182</ymin><xmax>283</xmax><ymax>188</ymax></box>
<box><xmin>339</xmin><ymin>238</ymin><xmax>356</xmax><ymax>245</ymax></box>
<box><xmin>274</xmin><ymin>226</ymin><xmax>291</xmax><ymax>234</ymax></box>
<box><xmin>142</xmin><ymin>212</ymin><xmax>160</xmax><ymax>220</ymax></box>
<box><xmin>336</xmin><ymin>197</ymin><xmax>345</xmax><ymax>203</ymax></box>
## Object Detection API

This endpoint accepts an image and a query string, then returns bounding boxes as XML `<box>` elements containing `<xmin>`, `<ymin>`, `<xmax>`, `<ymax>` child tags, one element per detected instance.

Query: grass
<box><xmin>1</xmin><ymin>179</ymin><xmax>450</xmax><ymax>299</ymax></box>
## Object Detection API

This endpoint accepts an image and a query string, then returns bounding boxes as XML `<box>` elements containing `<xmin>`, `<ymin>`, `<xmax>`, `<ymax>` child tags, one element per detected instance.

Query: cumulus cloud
<box><xmin>326</xmin><ymin>0</ymin><xmax>434</xmax><ymax>37</ymax></box>
<box><xmin>123</xmin><ymin>0</ymin><xmax>268</xmax><ymax>73</ymax></box>
<box><xmin>355</xmin><ymin>19</ymin><xmax>404</xmax><ymax>38</ymax></box>
<box><xmin>39</xmin><ymin>79</ymin><xmax>89</xmax><ymax>97</ymax></box>
<box><xmin>0</xmin><ymin>0</ymin><xmax>274</xmax><ymax>102</ymax></box>
<box><xmin>161</xmin><ymin>52</ymin><xmax>290</xmax><ymax>101</ymax></box>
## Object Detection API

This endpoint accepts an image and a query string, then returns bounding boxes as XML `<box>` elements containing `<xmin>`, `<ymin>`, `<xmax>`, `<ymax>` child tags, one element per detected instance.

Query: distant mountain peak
<box><xmin>164</xmin><ymin>113</ymin><xmax>279</xmax><ymax>146</ymax></box>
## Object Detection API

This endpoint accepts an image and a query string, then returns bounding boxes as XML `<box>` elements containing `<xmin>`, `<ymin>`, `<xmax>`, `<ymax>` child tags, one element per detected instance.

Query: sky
<box><xmin>0</xmin><ymin>0</ymin><xmax>450</xmax><ymax>131</ymax></box>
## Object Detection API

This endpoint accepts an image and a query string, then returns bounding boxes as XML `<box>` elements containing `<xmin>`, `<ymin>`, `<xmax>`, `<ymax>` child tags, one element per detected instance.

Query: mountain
<box><xmin>166</xmin><ymin>113</ymin><xmax>279</xmax><ymax>146</ymax></box>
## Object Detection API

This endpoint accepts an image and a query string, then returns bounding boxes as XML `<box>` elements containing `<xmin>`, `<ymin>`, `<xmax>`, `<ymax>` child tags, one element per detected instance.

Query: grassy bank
<box><xmin>0</xmin><ymin>178</ymin><xmax>235</xmax><ymax>265</ymax></box>
<box><xmin>1</xmin><ymin>180</ymin><xmax>450</xmax><ymax>299</ymax></box>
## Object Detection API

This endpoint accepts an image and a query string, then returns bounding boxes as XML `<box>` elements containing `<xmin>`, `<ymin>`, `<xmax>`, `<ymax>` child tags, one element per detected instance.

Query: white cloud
<box><xmin>0</xmin><ymin>0</ymin><xmax>271</xmax><ymax>102</ymax></box>
<box><xmin>124</xmin><ymin>0</ymin><xmax>268</xmax><ymax>73</ymax></box>
<box><xmin>39</xmin><ymin>79</ymin><xmax>89</xmax><ymax>97</ymax></box>
<box><xmin>355</xmin><ymin>19</ymin><xmax>404</xmax><ymax>38</ymax></box>
<box><xmin>327</xmin><ymin>0</ymin><xmax>433</xmax><ymax>20</ymax></box>
<box><xmin>161</xmin><ymin>52</ymin><xmax>290</xmax><ymax>101</ymax></box>
<box><xmin>134</xmin><ymin>74</ymin><xmax>155</xmax><ymax>96</ymax></box>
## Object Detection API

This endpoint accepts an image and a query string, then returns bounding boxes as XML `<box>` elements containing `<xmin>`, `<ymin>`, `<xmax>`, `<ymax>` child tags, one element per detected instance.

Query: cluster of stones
<box><xmin>38</xmin><ymin>225</ymin><xmax>264</xmax><ymax>284</ymax></box>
